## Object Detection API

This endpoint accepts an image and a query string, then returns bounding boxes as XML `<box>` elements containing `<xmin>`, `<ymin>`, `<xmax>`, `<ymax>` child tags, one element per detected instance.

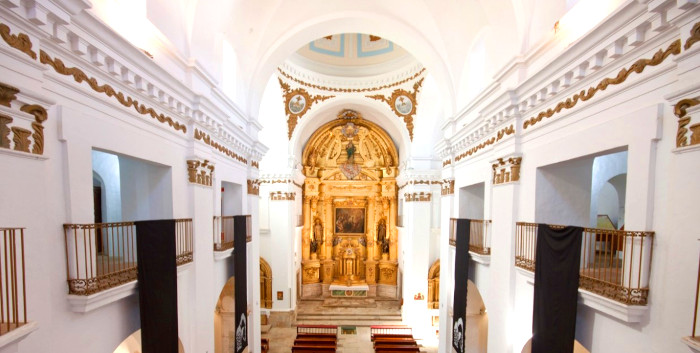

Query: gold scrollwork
<box><xmin>247</xmin><ymin>179</ymin><xmax>260</xmax><ymax>195</ymax></box>
<box><xmin>20</xmin><ymin>104</ymin><xmax>47</xmax><ymax>155</ymax></box>
<box><xmin>441</xmin><ymin>179</ymin><xmax>455</xmax><ymax>196</ymax></box>
<box><xmin>270</xmin><ymin>191</ymin><xmax>296</xmax><ymax>201</ymax></box>
<box><xmin>0</xmin><ymin>23</ymin><xmax>37</xmax><ymax>60</ymax></box>
<box><xmin>524</xmin><ymin>39</ymin><xmax>682</xmax><ymax>130</ymax></box>
<box><xmin>454</xmin><ymin>124</ymin><xmax>515</xmax><ymax>162</ymax></box>
<box><xmin>0</xmin><ymin>82</ymin><xmax>19</xmax><ymax>107</ymax></box>
<box><xmin>367</xmin><ymin>78</ymin><xmax>424</xmax><ymax>140</ymax></box>
<box><xmin>194</xmin><ymin>129</ymin><xmax>248</xmax><ymax>165</ymax></box>
<box><xmin>39</xmin><ymin>50</ymin><xmax>187</xmax><ymax>134</ymax></box>
<box><xmin>685</xmin><ymin>21</ymin><xmax>700</xmax><ymax>50</ymax></box>
<box><xmin>442</xmin><ymin>159</ymin><xmax>452</xmax><ymax>167</ymax></box>
<box><xmin>279</xmin><ymin>79</ymin><xmax>334</xmax><ymax>139</ymax></box>
<box><xmin>492</xmin><ymin>156</ymin><xmax>522</xmax><ymax>184</ymax></box>
<box><xmin>277</xmin><ymin>67</ymin><xmax>426</xmax><ymax>93</ymax></box>
<box><xmin>405</xmin><ymin>192</ymin><xmax>432</xmax><ymax>202</ymax></box>
<box><xmin>186</xmin><ymin>159</ymin><xmax>214</xmax><ymax>186</ymax></box>
<box><xmin>251</xmin><ymin>160</ymin><xmax>259</xmax><ymax>169</ymax></box>
<box><xmin>674</xmin><ymin>98</ymin><xmax>700</xmax><ymax>148</ymax></box>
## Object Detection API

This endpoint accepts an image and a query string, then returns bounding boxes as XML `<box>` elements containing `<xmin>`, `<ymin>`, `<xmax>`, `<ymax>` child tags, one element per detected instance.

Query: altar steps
<box><xmin>295</xmin><ymin>299</ymin><xmax>403</xmax><ymax>327</ymax></box>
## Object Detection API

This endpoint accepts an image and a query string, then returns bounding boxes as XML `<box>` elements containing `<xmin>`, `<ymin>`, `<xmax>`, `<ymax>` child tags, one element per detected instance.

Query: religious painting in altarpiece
<box><xmin>299</xmin><ymin>109</ymin><xmax>399</xmax><ymax>297</ymax></box>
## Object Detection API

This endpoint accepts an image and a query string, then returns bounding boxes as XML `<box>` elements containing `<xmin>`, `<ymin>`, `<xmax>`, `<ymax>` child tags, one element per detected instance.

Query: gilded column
<box><xmin>388</xmin><ymin>197</ymin><xmax>398</xmax><ymax>261</ymax></box>
<box><xmin>301</xmin><ymin>196</ymin><xmax>311</xmax><ymax>261</ymax></box>
<box><xmin>322</xmin><ymin>198</ymin><xmax>334</xmax><ymax>284</ymax></box>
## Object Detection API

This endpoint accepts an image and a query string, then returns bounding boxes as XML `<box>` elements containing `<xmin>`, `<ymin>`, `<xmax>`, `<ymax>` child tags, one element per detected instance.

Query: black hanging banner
<box><xmin>452</xmin><ymin>218</ymin><xmax>470</xmax><ymax>353</ymax></box>
<box><xmin>532</xmin><ymin>224</ymin><xmax>583</xmax><ymax>353</ymax></box>
<box><xmin>135</xmin><ymin>219</ymin><xmax>178</xmax><ymax>353</ymax></box>
<box><xmin>233</xmin><ymin>215</ymin><xmax>249</xmax><ymax>353</ymax></box>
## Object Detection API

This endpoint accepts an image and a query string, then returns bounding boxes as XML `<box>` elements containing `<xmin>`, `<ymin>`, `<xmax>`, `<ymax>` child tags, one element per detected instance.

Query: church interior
<box><xmin>0</xmin><ymin>0</ymin><xmax>699</xmax><ymax>352</ymax></box>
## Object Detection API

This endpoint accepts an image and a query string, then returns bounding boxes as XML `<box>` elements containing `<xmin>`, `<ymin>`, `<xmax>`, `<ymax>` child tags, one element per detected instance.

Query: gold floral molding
<box><xmin>398</xmin><ymin>180</ymin><xmax>441</xmax><ymax>190</ymax></box>
<box><xmin>0</xmin><ymin>82</ymin><xmax>19</xmax><ymax>107</ymax></box>
<box><xmin>0</xmin><ymin>83</ymin><xmax>48</xmax><ymax>155</ymax></box>
<box><xmin>367</xmin><ymin>78</ymin><xmax>424</xmax><ymax>140</ymax></box>
<box><xmin>279</xmin><ymin>79</ymin><xmax>334</xmax><ymax>139</ymax></box>
<box><xmin>442</xmin><ymin>159</ymin><xmax>452</xmax><ymax>167</ymax></box>
<box><xmin>405</xmin><ymin>192</ymin><xmax>432</xmax><ymax>202</ymax></box>
<box><xmin>39</xmin><ymin>50</ymin><xmax>187</xmax><ymax>134</ymax></box>
<box><xmin>277</xmin><ymin>67</ymin><xmax>426</xmax><ymax>93</ymax></box>
<box><xmin>454</xmin><ymin>124</ymin><xmax>515</xmax><ymax>162</ymax></box>
<box><xmin>492</xmin><ymin>157</ymin><xmax>522</xmax><ymax>185</ymax></box>
<box><xmin>270</xmin><ymin>191</ymin><xmax>296</xmax><ymax>201</ymax></box>
<box><xmin>186</xmin><ymin>159</ymin><xmax>214</xmax><ymax>186</ymax></box>
<box><xmin>0</xmin><ymin>23</ymin><xmax>37</xmax><ymax>60</ymax></box>
<box><xmin>685</xmin><ymin>21</ymin><xmax>700</xmax><ymax>50</ymax></box>
<box><xmin>441</xmin><ymin>179</ymin><xmax>455</xmax><ymax>196</ymax></box>
<box><xmin>259</xmin><ymin>179</ymin><xmax>303</xmax><ymax>188</ymax></box>
<box><xmin>674</xmin><ymin>98</ymin><xmax>700</xmax><ymax>148</ymax></box>
<box><xmin>247</xmin><ymin>179</ymin><xmax>260</xmax><ymax>195</ymax></box>
<box><xmin>194</xmin><ymin>129</ymin><xmax>247</xmax><ymax>165</ymax></box>
<box><xmin>251</xmin><ymin>160</ymin><xmax>259</xmax><ymax>169</ymax></box>
<box><xmin>523</xmin><ymin>39</ymin><xmax>682</xmax><ymax>130</ymax></box>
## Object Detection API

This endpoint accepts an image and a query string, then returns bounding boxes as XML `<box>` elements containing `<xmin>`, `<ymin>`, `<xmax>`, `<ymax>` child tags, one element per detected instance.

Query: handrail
<box><xmin>213</xmin><ymin>216</ymin><xmax>235</xmax><ymax>251</ymax></box>
<box><xmin>515</xmin><ymin>222</ymin><xmax>654</xmax><ymax>305</ymax></box>
<box><xmin>0</xmin><ymin>228</ymin><xmax>27</xmax><ymax>335</ymax></box>
<box><xmin>64</xmin><ymin>219</ymin><xmax>193</xmax><ymax>295</ymax></box>
<box><xmin>449</xmin><ymin>219</ymin><xmax>492</xmax><ymax>255</ymax></box>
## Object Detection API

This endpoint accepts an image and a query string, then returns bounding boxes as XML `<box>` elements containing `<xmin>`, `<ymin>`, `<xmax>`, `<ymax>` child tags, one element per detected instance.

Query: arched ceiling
<box><xmin>291</xmin><ymin>33</ymin><xmax>414</xmax><ymax>77</ymax></box>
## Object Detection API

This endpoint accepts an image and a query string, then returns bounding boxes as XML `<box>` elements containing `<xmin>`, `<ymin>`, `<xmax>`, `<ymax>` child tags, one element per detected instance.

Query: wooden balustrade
<box><xmin>449</xmin><ymin>219</ymin><xmax>492</xmax><ymax>255</ymax></box>
<box><xmin>213</xmin><ymin>216</ymin><xmax>235</xmax><ymax>251</ymax></box>
<box><xmin>64</xmin><ymin>219</ymin><xmax>194</xmax><ymax>295</ymax></box>
<box><xmin>0</xmin><ymin>228</ymin><xmax>27</xmax><ymax>335</ymax></box>
<box><xmin>515</xmin><ymin>222</ymin><xmax>654</xmax><ymax>305</ymax></box>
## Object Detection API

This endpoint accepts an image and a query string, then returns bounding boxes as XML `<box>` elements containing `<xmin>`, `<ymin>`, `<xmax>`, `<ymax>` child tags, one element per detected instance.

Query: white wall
<box><xmin>459</xmin><ymin>182</ymin><xmax>485</xmax><ymax>220</ymax></box>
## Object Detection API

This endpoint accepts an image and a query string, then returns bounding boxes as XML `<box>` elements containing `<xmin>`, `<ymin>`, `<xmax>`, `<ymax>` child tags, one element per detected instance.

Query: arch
<box><xmin>427</xmin><ymin>259</ymin><xmax>440</xmax><ymax>309</ymax></box>
<box><xmin>260</xmin><ymin>257</ymin><xmax>273</xmax><ymax>309</ymax></box>
<box><xmin>247</xmin><ymin>11</ymin><xmax>458</xmax><ymax>119</ymax></box>
<box><xmin>521</xmin><ymin>338</ymin><xmax>590</xmax><ymax>353</ymax></box>
<box><xmin>466</xmin><ymin>280</ymin><xmax>488</xmax><ymax>353</ymax></box>
<box><xmin>214</xmin><ymin>277</ymin><xmax>236</xmax><ymax>353</ymax></box>
<box><xmin>112</xmin><ymin>329</ymin><xmax>185</xmax><ymax>353</ymax></box>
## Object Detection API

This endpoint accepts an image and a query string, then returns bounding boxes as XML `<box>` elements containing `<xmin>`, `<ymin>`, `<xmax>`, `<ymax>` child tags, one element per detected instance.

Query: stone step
<box><xmin>297</xmin><ymin>314</ymin><xmax>402</xmax><ymax>320</ymax></box>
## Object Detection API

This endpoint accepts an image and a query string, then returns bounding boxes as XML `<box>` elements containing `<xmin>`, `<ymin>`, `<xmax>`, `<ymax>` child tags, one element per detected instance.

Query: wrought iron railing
<box><xmin>175</xmin><ymin>218</ymin><xmax>193</xmax><ymax>265</ymax></box>
<box><xmin>0</xmin><ymin>228</ymin><xmax>27</xmax><ymax>335</ymax></box>
<box><xmin>64</xmin><ymin>219</ymin><xmax>193</xmax><ymax>295</ymax></box>
<box><xmin>213</xmin><ymin>216</ymin><xmax>234</xmax><ymax>251</ymax></box>
<box><xmin>515</xmin><ymin>222</ymin><xmax>654</xmax><ymax>305</ymax></box>
<box><xmin>449</xmin><ymin>219</ymin><xmax>492</xmax><ymax>255</ymax></box>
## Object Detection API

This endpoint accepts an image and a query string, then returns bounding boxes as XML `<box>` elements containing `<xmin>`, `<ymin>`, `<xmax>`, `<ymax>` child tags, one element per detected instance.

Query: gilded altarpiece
<box><xmin>300</xmin><ymin>110</ymin><xmax>399</xmax><ymax>298</ymax></box>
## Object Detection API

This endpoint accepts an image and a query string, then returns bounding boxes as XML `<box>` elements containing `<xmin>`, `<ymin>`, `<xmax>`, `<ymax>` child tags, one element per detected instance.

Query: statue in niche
<box><xmin>377</xmin><ymin>219</ymin><xmax>389</xmax><ymax>254</ymax></box>
<box><xmin>311</xmin><ymin>218</ymin><xmax>323</xmax><ymax>254</ymax></box>
<box><xmin>346</xmin><ymin>140</ymin><xmax>356</xmax><ymax>164</ymax></box>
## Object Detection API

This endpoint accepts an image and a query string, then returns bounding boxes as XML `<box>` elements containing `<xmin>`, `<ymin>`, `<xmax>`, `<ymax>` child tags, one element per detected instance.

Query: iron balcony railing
<box><xmin>213</xmin><ymin>216</ymin><xmax>234</xmax><ymax>251</ymax></box>
<box><xmin>0</xmin><ymin>228</ymin><xmax>27</xmax><ymax>335</ymax></box>
<box><xmin>64</xmin><ymin>219</ymin><xmax>193</xmax><ymax>295</ymax></box>
<box><xmin>515</xmin><ymin>222</ymin><xmax>654</xmax><ymax>305</ymax></box>
<box><xmin>449</xmin><ymin>219</ymin><xmax>492</xmax><ymax>255</ymax></box>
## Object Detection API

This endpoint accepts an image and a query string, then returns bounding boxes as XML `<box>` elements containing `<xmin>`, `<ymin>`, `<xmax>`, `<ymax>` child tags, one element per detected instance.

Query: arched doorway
<box><xmin>260</xmin><ymin>257</ymin><xmax>273</xmax><ymax>309</ymax></box>
<box><xmin>521</xmin><ymin>338</ymin><xmax>590</xmax><ymax>353</ymax></box>
<box><xmin>466</xmin><ymin>280</ymin><xmax>488</xmax><ymax>353</ymax></box>
<box><xmin>214</xmin><ymin>277</ymin><xmax>235</xmax><ymax>353</ymax></box>
<box><xmin>427</xmin><ymin>260</ymin><xmax>440</xmax><ymax>309</ymax></box>
<box><xmin>112</xmin><ymin>329</ymin><xmax>184</xmax><ymax>353</ymax></box>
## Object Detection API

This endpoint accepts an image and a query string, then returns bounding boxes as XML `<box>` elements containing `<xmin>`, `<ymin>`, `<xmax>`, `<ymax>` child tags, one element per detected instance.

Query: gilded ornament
<box><xmin>0</xmin><ymin>82</ymin><xmax>19</xmax><ymax>107</ymax></box>
<box><xmin>11</xmin><ymin>126</ymin><xmax>31</xmax><ymax>152</ymax></box>
<box><xmin>247</xmin><ymin>180</ymin><xmax>260</xmax><ymax>195</ymax></box>
<box><xmin>0</xmin><ymin>115</ymin><xmax>12</xmax><ymax>149</ymax></box>
<box><xmin>405</xmin><ymin>192</ymin><xmax>432</xmax><ymax>202</ymax></box>
<box><xmin>39</xmin><ymin>50</ymin><xmax>186</xmax><ymax>134</ymax></box>
<box><xmin>270</xmin><ymin>191</ymin><xmax>296</xmax><ymax>201</ymax></box>
<box><xmin>454</xmin><ymin>124</ymin><xmax>515</xmax><ymax>162</ymax></box>
<box><xmin>524</xmin><ymin>39</ymin><xmax>682</xmax><ymax>129</ymax></box>
<box><xmin>186</xmin><ymin>159</ymin><xmax>214</xmax><ymax>186</ymax></box>
<box><xmin>20</xmin><ymin>104</ymin><xmax>47</xmax><ymax>155</ymax></box>
<box><xmin>367</xmin><ymin>78</ymin><xmax>424</xmax><ymax>140</ymax></box>
<box><xmin>441</xmin><ymin>179</ymin><xmax>455</xmax><ymax>196</ymax></box>
<box><xmin>492</xmin><ymin>156</ymin><xmax>522</xmax><ymax>185</ymax></box>
<box><xmin>194</xmin><ymin>129</ymin><xmax>248</xmax><ymax>165</ymax></box>
<box><xmin>278</xmin><ymin>79</ymin><xmax>334</xmax><ymax>139</ymax></box>
<box><xmin>685</xmin><ymin>21</ymin><xmax>700</xmax><ymax>50</ymax></box>
<box><xmin>0</xmin><ymin>23</ymin><xmax>37</xmax><ymax>60</ymax></box>
<box><xmin>277</xmin><ymin>67</ymin><xmax>426</xmax><ymax>93</ymax></box>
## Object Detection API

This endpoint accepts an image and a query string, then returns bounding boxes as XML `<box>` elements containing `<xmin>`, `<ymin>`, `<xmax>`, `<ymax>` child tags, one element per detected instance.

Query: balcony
<box><xmin>449</xmin><ymin>219</ymin><xmax>491</xmax><ymax>263</ymax></box>
<box><xmin>0</xmin><ymin>228</ymin><xmax>28</xmax><ymax>335</ymax></box>
<box><xmin>63</xmin><ymin>219</ymin><xmax>193</xmax><ymax>296</ymax></box>
<box><xmin>515</xmin><ymin>222</ymin><xmax>654</xmax><ymax>321</ymax></box>
<box><xmin>213</xmin><ymin>216</ymin><xmax>234</xmax><ymax>252</ymax></box>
